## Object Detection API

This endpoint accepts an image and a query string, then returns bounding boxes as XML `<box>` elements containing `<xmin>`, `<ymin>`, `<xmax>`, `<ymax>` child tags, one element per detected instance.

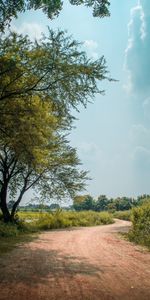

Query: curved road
<box><xmin>0</xmin><ymin>219</ymin><xmax>150</xmax><ymax>300</ymax></box>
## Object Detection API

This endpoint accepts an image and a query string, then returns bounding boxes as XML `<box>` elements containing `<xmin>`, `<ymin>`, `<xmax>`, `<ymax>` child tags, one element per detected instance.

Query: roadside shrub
<box><xmin>113</xmin><ymin>210</ymin><xmax>131</xmax><ymax>221</ymax></box>
<box><xmin>0</xmin><ymin>218</ymin><xmax>36</xmax><ymax>237</ymax></box>
<box><xmin>35</xmin><ymin>213</ymin><xmax>72</xmax><ymax>230</ymax></box>
<box><xmin>34</xmin><ymin>210</ymin><xmax>114</xmax><ymax>230</ymax></box>
<box><xmin>0</xmin><ymin>221</ymin><xmax>19</xmax><ymax>237</ymax></box>
<box><xmin>128</xmin><ymin>203</ymin><xmax>150</xmax><ymax>249</ymax></box>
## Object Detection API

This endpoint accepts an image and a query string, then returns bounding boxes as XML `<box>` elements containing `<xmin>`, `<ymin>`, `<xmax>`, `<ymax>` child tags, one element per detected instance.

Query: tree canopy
<box><xmin>0</xmin><ymin>29</ymin><xmax>109</xmax><ymax>164</ymax></box>
<box><xmin>0</xmin><ymin>30</ymin><xmax>108</xmax><ymax>114</ymax></box>
<box><xmin>0</xmin><ymin>0</ymin><xmax>110</xmax><ymax>31</ymax></box>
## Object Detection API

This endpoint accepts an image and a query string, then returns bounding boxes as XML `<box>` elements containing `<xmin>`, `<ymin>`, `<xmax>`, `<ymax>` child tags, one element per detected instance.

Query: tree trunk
<box><xmin>0</xmin><ymin>183</ymin><xmax>11</xmax><ymax>223</ymax></box>
<box><xmin>11</xmin><ymin>189</ymin><xmax>25</xmax><ymax>220</ymax></box>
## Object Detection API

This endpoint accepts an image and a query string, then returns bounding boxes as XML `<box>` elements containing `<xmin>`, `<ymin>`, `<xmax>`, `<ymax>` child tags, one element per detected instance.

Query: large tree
<box><xmin>0</xmin><ymin>0</ymin><xmax>112</xmax><ymax>223</ymax></box>
<box><xmin>0</xmin><ymin>30</ymin><xmax>109</xmax><ymax>222</ymax></box>
<box><xmin>0</xmin><ymin>0</ymin><xmax>110</xmax><ymax>31</ymax></box>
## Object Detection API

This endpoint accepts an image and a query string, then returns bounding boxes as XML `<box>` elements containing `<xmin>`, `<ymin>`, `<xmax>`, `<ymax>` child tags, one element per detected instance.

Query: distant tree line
<box><xmin>15</xmin><ymin>203</ymin><xmax>61</xmax><ymax>212</ymax></box>
<box><xmin>73</xmin><ymin>194</ymin><xmax>150</xmax><ymax>212</ymax></box>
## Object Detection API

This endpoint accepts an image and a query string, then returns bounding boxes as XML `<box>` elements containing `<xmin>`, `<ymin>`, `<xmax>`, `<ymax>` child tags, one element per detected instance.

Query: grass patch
<box><xmin>32</xmin><ymin>210</ymin><xmax>114</xmax><ymax>230</ymax></box>
<box><xmin>18</xmin><ymin>211</ymin><xmax>43</xmax><ymax>221</ymax></box>
<box><xmin>0</xmin><ymin>220</ymin><xmax>38</xmax><ymax>256</ymax></box>
<box><xmin>17</xmin><ymin>210</ymin><xmax>114</xmax><ymax>230</ymax></box>
<box><xmin>113</xmin><ymin>210</ymin><xmax>131</xmax><ymax>221</ymax></box>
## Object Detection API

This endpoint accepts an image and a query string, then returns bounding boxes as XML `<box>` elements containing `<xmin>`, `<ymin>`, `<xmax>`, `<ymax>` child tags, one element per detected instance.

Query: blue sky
<box><xmin>11</xmin><ymin>0</ymin><xmax>150</xmax><ymax>199</ymax></box>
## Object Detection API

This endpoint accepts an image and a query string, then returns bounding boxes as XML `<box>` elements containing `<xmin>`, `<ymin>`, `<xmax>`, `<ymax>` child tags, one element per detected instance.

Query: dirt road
<box><xmin>0</xmin><ymin>219</ymin><xmax>150</xmax><ymax>300</ymax></box>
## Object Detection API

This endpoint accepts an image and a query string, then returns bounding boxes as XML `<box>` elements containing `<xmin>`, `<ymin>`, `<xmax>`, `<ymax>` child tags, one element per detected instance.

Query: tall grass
<box><xmin>33</xmin><ymin>210</ymin><xmax>114</xmax><ymax>230</ymax></box>
<box><xmin>0</xmin><ymin>221</ymin><xmax>19</xmax><ymax>237</ymax></box>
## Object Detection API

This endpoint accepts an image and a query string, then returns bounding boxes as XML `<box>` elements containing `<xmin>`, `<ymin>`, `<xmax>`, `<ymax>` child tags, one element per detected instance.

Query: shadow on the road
<box><xmin>0</xmin><ymin>247</ymin><xmax>102</xmax><ymax>285</ymax></box>
<box><xmin>111</xmin><ymin>225</ymin><xmax>131</xmax><ymax>233</ymax></box>
<box><xmin>105</xmin><ymin>220</ymin><xmax>131</xmax><ymax>234</ymax></box>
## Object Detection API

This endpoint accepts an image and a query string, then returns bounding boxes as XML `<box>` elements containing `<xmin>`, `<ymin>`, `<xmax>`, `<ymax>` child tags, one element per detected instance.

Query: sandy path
<box><xmin>0</xmin><ymin>219</ymin><xmax>150</xmax><ymax>300</ymax></box>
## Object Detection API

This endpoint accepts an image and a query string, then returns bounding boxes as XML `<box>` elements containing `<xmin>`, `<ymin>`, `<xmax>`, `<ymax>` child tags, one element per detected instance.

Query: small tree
<box><xmin>49</xmin><ymin>203</ymin><xmax>60</xmax><ymax>210</ymax></box>
<box><xmin>112</xmin><ymin>197</ymin><xmax>133</xmax><ymax>211</ymax></box>
<box><xmin>73</xmin><ymin>195</ymin><xmax>94</xmax><ymax>211</ymax></box>
<box><xmin>94</xmin><ymin>195</ymin><xmax>109</xmax><ymax>211</ymax></box>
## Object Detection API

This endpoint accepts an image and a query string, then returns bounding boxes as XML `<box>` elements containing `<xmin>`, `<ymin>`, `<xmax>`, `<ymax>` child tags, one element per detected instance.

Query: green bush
<box><xmin>128</xmin><ymin>203</ymin><xmax>150</xmax><ymax>249</ymax></box>
<box><xmin>113</xmin><ymin>210</ymin><xmax>131</xmax><ymax>221</ymax></box>
<box><xmin>0</xmin><ymin>218</ymin><xmax>36</xmax><ymax>237</ymax></box>
<box><xmin>0</xmin><ymin>221</ymin><xmax>19</xmax><ymax>237</ymax></box>
<box><xmin>34</xmin><ymin>210</ymin><xmax>114</xmax><ymax>230</ymax></box>
<box><xmin>35</xmin><ymin>213</ymin><xmax>72</xmax><ymax>230</ymax></box>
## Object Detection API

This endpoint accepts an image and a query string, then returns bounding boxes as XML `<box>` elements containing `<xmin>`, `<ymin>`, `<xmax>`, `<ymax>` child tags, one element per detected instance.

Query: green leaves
<box><xmin>0</xmin><ymin>0</ymin><xmax>110</xmax><ymax>32</ymax></box>
<box><xmin>0</xmin><ymin>30</ymin><xmax>109</xmax><ymax>127</ymax></box>
<box><xmin>70</xmin><ymin>0</ymin><xmax>110</xmax><ymax>17</ymax></box>
<box><xmin>0</xmin><ymin>96</ymin><xmax>58</xmax><ymax>167</ymax></box>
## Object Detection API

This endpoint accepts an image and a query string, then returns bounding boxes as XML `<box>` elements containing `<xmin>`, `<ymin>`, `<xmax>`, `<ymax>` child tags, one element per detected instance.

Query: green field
<box><xmin>18</xmin><ymin>210</ymin><xmax>114</xmax><ymax>229</ymax></box>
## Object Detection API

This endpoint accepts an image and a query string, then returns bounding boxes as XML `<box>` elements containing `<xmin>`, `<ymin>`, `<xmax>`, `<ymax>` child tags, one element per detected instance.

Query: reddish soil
<box><xmin>0</xmin><ymin>219</ymin><xmax>150</xmax><ymax>300</ymax></box>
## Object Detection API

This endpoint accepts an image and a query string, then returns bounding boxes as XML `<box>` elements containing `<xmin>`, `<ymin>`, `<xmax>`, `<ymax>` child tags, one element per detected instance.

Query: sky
<box><xmin>11</xmin><ymin>0</ymin><xmax>150</xmax><ymax>199</ymax></box>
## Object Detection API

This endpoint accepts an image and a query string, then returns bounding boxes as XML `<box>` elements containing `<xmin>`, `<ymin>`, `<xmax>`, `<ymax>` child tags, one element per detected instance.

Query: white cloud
<box><xmin>11</xmin><ymin>22</ymin><xmax>45</xmax><ymax>40</ymax></box>
<box><xmin>84</xmin><ymin>39</ymin><xmax>98</xmax><ymax>50</ymax></box>
<box><xmin>84</xmin><ymin>39</ymin><xmax>99</xmax><ymax>60</ymax></box>
<box><xmin>124</xmin><ymin>0</ymin><xmax>150</xmax><ymax>96</ymax></box>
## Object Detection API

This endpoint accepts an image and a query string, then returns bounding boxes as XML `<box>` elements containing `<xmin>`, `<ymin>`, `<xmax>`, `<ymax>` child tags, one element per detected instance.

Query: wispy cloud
<box><xmin>11</xmin><ymin>22</ymin><xmax>45</xmax><ymax>40</ymax></box>
<box><xmin>129</xmin><ymin>122</ymin><xmax>150</xmax><ymax>176</ymax></box>
<box><xmin>124</xmin><ymin>0</ymin><xmax>150</xmax><ymax>96</ymax></box>
<box><xmin>84</xmin><ymin>39</ymin><xmax>98</xmax><ymax>59</ymax></box>
<box><xmin>84</xmin><ymin>40</ymin><xmax>98</xmax><ymax>50</ymax></box>
<box><xmin>130</xmin><ymin>124</ymin><xmax>150</xmax><ymax>149</ymax></box>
